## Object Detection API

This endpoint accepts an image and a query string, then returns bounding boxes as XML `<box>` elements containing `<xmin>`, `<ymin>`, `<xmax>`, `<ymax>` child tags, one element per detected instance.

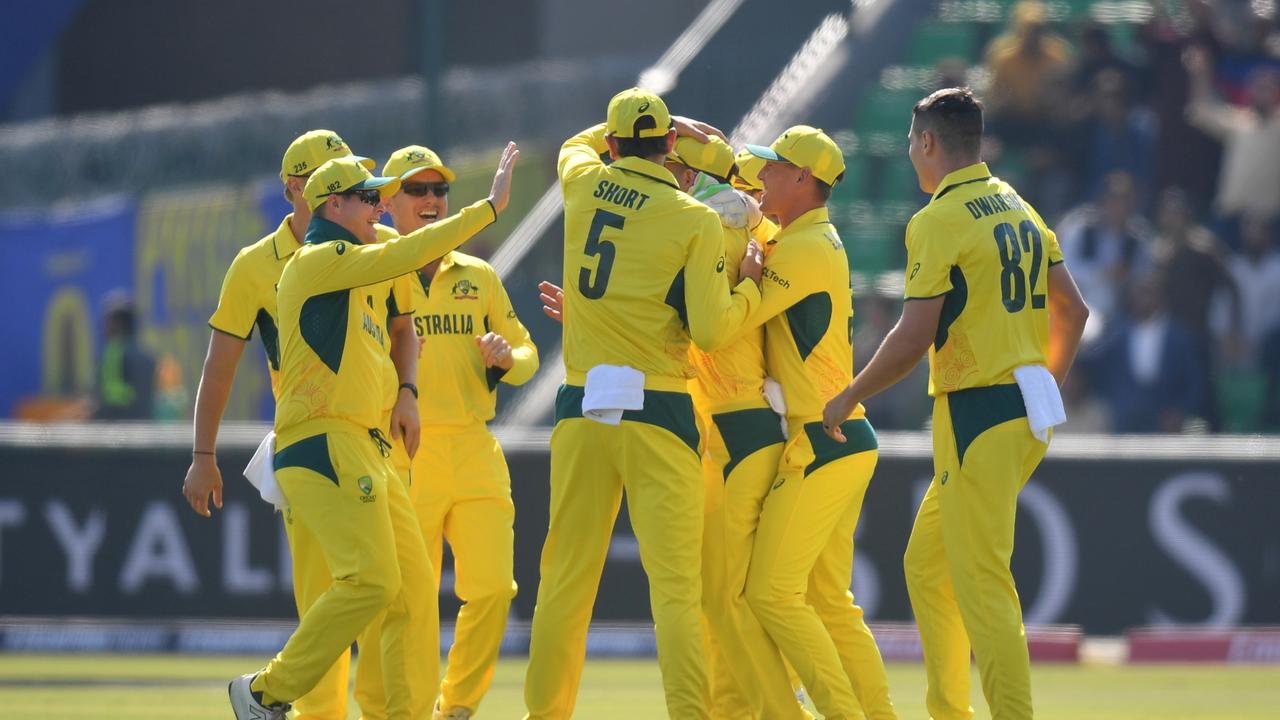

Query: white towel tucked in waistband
<box><xmin>582</xmin><ymin>364</ymin><xmax>645</xmax><ymax>425</ymax></box>
<box><xmin>1013</xmin><ymin>365</ymin><xmax>1066</xmax><ymax>444</ymax></box>
<box><xmin>762</xmin><ymin>376</ymin><xmax>790</xmax><ymax>439</ymax></box>
<box><xmin>243</xmin><ymin>431</ymin><xmax>288</xmax><ymax>510</ymax></box>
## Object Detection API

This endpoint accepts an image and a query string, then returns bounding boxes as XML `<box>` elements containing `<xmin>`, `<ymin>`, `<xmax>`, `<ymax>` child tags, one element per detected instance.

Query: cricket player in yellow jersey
<box><xmin>184</xmin><ymin>130</ymin><xmax>418</xmax><ymax>720</ymax></box>
<box><xmin>731</xmin><ymin>127</ymin><xmax>894</xmax><ymax>720</ymax></box>
<box><xmin>228</xmin><ymin>144</ymin><xmax>520</xmax><ymax>720</ymax></box>
<box><xmin>523</xmin><ymin>89</ymin><xmax>764</xmax><ymax>720</ymax></box>
<box><xmin>375</xmin><ymin>144</ymin><xmax>538</xmax><ymax>720</ymax></box>
<box><xmin>538</xmin><ymin>135</ymin><xmax>804</xmax><ymax>719</ymax></box>
<box><xmin>824</xmin><ymin>88</ymin><xmax>1089</xmax><ymax>720</ymax></box>
<box><xmin>664</xmin><ymin>137</ymin><xmax>812</xmax><ymax>720</ymax></box>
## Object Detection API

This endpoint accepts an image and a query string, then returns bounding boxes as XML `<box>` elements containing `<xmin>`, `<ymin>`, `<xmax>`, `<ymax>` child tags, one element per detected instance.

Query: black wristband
<box><xmin>399</xmin><ymin>382</ymin><xmax>419</xmax><ymax>399</ymax></box>
<box><xmin>193</xmin><ymin>450</ymin><xmax>216</xmax><ymax>456</ymax></box>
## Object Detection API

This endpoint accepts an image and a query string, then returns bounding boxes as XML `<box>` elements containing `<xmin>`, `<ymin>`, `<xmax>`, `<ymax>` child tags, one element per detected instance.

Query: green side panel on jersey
<box><xmin>947</xmin><ymin>383</ymin><xmax>1027</xmax><ymax>465</ymax></box>
<box><xmin>934</xmin><ymin>265</ymin><xmax>968</xmax><ymax>351</ymax></box>
<box><xmin>300</xmin><ymin>290</ymin><xmax>349</xmax><ymax>374</ymax></box>
<box><xmin>254</xmin><ymin>309</ymin><xmax>280</xmax><ymax>371</ymax></box>
<box><xmin>664</xmin><ymin>268</ymin><xmax>689</xmax><ymax>329</ymax></box>
<box><xmin>785</xmin><ymin>291</ymin><xmax>832</xmax><ymax>362</ymax></box>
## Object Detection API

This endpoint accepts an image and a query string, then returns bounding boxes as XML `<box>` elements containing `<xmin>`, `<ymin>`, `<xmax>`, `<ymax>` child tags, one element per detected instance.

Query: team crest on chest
<box><xmin>452</xmin><ymin>278</ymin><xmax>480</xmax><ymax>300</ymax></box>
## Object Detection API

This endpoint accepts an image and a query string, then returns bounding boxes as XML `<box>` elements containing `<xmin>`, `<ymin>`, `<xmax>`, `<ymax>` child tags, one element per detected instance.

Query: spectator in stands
<box><xmin>985</xmin><ymin>1</ymin><xmax>1074</xmax><ymax>131</ymax></box>
<box><xmin>1084</xmin><ymin>272</ymin><xmax>1203</xmax><ymax>433</ymax></box>
<box><xmin>93</xmin><ymin>290</ymin><xmax>156</xmax><ymax>420</ymax></box>
<box><xmin>985</xmin><ymin>1</ymin><xmax>1076</xmax><ymax>216</ymax></box>
<box><xmin>1138</xmin><ymin>0</ymin><xmax>1223</xmax><ymax>213</ymax></box>
<box><xmin>1186</xmin><ymin>46</ymin><xmax>1280</xmax><ymax>239</ymax></box>
<box><xmin>1056</xmin><ymin>171</ymin><xmax>1154</xmax><ymax>329</ymax></box>
<box><xmin>1074</xmin><ymin>69</ymin><xmax>1156</xmax><ymax>203</ymax></box>
<box><xmin>1228</xmin><ymin>213</ymin><xmax>1280</xmax><ymax>367</ymax></box>
<box><xmin>1151</xmin><ymin>187</ymin><xmax>1242</xmax><ymax>428</ymax></box>
<box><xmin>1072</xmin><ymin>20</ymin><xmax>1135</xmax><ymax>95</ymax></box>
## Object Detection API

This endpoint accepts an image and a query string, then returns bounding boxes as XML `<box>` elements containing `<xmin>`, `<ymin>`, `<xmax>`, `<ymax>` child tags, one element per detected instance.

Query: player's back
<box><xmin>904</xmin><ymin>163</ymin><xmax>1064</xmax><ymax>396</ymax></box>
<box><xmin>559</xmin><ymin>127</ymin><xmax>729</xmax><ymax>384</ymax></box>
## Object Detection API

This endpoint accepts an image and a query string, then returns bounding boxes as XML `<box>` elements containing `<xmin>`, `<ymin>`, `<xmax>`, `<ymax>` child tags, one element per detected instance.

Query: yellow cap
<box><xmin>667</xmin><ymin>136</ymin><xmax>736</xmax><ymax>180</ymax></box>
<box><xmin>280</xmin><ymin>129</ymin><xmax>374</xmax><ymax>182</ymax></box>
<box><xmin>745</xmin><ymin>125</ymin><xmax>846</xmax><ymax>186</ymax></box>
<box><xmin>302</xmin><ymin>157</ymin><xmax>401</xmax><ymax>211</ymax></box>
<box><xmin>606</xmin><ymin>88</ymin><xmax>672</xmax><ymax>139</ymax></box>
<box><xmin>382</xmin><ymin>145</ymin><xmax>458</xmax><ymax>184</ymax></box>
<box><xmin>732</xmin><ymin>148</ymin><xmax>766</xmax><ymax>192</ymax></box>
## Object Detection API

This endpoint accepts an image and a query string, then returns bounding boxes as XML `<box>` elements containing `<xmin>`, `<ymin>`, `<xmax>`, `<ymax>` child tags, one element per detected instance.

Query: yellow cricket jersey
<box><xmin>904</xmin><ymin>163</ymin><xmax>1064</xmax><ymax>396</ymax></box>
<box><xmin>558</xmin><ymin>125</ymin><xmax>759</xmax><ymax>390</ymax></box>
<box><xmin>740</xmin><ymin>206</ymin><xmax>863</xmax><ymax>424</ymax></box>
<box><xmin>409</xmin><ymin>251</ymin><xmax>538</xmax><ymax>427</ymax></box>
<box><xmin>273</xmin><ymin>200</ymin><xmax>496</xmax><ymax>448</ymax></box>
<box><xmin>209</xmin><ymin>215</ymin><xmax>412</xmax><ymax>398</ymax></box>
<box><xmin>687</xmin><ymin>216</ymin><xmax>767</xmax><ymax>414</ymax></box>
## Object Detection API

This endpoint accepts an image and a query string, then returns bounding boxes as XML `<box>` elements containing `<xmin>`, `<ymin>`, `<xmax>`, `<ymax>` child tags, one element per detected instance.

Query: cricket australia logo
<box><xmin>452</xmin><ymin>279</ymin><xmax>480</xmax><ymax>300</ymax></box>
<box><xmin>357</xmin><ymin>475</ymin><xmax>376</xmax><ymax>502</ymax></box>
<box><xmin>326</xmin><ymin>134</ymin><xmax>346</xmax><ymax>152</ymax></box>
<box><xmin>406</xmin><ymin>150</ymin><xmax>426</xmax><ymax>163</ymax></box>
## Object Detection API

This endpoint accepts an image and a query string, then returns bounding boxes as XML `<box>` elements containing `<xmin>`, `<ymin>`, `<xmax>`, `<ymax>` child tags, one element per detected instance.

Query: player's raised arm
<box><xmin>301</xmin><ymin>147</ymin><xmax>518</xmax><ymax>294</ymax></box>
<box><xmin>683</xmin><ymin>209</ymin><xmax>761</xmax><ymax>351</ymax></box>
<box><xmin>558</xmin><ymin>124</ymin><xmax>610</xmax><ymax>185</ymax></box>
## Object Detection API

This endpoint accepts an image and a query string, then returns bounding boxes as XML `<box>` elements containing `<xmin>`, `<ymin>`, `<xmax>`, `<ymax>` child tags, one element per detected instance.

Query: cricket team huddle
<box><xmin>186</xmin><ymin>84</ymin><xmax>1090</xmax><ymax>720</ymax></box>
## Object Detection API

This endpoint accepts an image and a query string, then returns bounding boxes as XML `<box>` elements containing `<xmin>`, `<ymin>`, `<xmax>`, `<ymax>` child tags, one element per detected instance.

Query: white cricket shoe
<box><xmin>228</xmin><ymin>672</ymin><xmax>291</xmax><ymax>719</ymax></box>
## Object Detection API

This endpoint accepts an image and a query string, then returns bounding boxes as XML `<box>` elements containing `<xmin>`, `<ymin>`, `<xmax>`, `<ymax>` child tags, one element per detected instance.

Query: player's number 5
<box><xmin>579</xmin><ymin>208</ymin><xmax>624</xmax><ymax>299</ymax></box>
<box><xmin>993</xmin><ymin>220</ymin><xmax>1045</xmax><ymax>313</ymax></box>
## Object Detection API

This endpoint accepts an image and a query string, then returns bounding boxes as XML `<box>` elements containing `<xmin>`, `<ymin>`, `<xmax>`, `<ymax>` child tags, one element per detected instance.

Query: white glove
<box><xmin>703</xmin><ymin>187</ymin><xmax>755</xmax><ymax>229</ymax></box>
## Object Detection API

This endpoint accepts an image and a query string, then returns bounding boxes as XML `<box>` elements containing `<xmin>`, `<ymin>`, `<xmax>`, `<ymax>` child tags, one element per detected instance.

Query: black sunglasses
<box><xmin>336</xmin><ymin>188</ymin><xmax>383</xmax><ymax>206</ymax></box>
<box><xmin>402</xmin><ymin>181</ymin><xmax>449</xmax><ymax>198</ymax></box>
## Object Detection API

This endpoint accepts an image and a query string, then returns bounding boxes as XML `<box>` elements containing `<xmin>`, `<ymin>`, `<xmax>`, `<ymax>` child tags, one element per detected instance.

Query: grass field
<box><xmin>0</xmin><ymin>654</ymin><xmax>1276</xmax><ymax>719</ymax></box>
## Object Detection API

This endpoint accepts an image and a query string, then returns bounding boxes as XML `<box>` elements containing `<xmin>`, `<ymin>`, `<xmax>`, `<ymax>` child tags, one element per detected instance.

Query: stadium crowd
<box><xmin>867</xmin><ymin>0</ymin><xmax>1280</xmax><ymax>434</ymax></box>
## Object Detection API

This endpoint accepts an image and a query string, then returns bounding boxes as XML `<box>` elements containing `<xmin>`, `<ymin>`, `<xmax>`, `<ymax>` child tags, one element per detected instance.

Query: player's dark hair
<box><xmin>814</xmin><ymin>172</ymin><xmax>843</xmax><ymax>201</ymax></box>
<box><xmin>313</xmin><ymin>201</ymin><xmax>328</xmax><ymax>219</ymax></box>
<box><xmin>913</xmin><ymin>87</ymin><xmax>984</xmax><ymax>160</ymax></box>
<box><xmin>614</xmin><ymin>115</ymin><xmax>671</xmax><ymax>158</ymax></box>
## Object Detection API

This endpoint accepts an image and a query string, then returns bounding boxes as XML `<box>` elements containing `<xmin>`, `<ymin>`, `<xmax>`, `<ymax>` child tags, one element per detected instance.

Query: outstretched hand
<box><xmin>488</xmin><ymin>141</ymin><xmax>521</xmax><ymax>214</ymax></box>
<box><xmin>539</xmin><ymin>281</ymin><xmax>564</xmax><ymax>324</ymax></box>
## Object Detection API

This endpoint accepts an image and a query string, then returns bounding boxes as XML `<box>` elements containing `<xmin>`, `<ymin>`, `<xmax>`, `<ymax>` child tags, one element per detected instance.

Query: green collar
<box><xmin>304</xmin><ymin>216</ymin><xmax>356</xmax><ymax>246</ymax></box>
<box><xmin>930</xmin><ymin>162</ymin><xmax>992</xmax><ymax>203</ymax></box>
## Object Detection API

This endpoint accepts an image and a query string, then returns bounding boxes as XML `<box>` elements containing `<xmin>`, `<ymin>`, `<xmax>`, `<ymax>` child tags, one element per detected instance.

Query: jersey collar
<box><xmin>303</xmin><ymin>216</ymin><xmax>355</xmax><ymax>246</ymax></box>
<box><xmin>783</xmin><ymin>204</ymin><xmax>834</xmax><ymax>229</ymax></box>
<box><xmin>611</xmin><ymin>156</ymin><xmax>680</xmax><ymax>190</ymax></box>
<box><xmin>272</xmin><ymin>214</ymin><xmax>303</xmax><ymax>260</ymax></box>
<box><xmin>930</xmin><ymin>162</ymin><xmax>992</xmax><ymax>203</ymax></box>
<box><xmin>416</xmin><ymin>251</ymin><xmax>458</xmax><ymax>292</ymax></box>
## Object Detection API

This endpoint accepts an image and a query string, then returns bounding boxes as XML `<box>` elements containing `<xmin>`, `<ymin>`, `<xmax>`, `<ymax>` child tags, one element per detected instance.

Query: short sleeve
<box><xmin>1045</xmin><ymin>226</ymin><xmax>1064</xmax><ymax>266</ymax></box>
<box><xmin>904</xmin><ymin>214</ymin><xmax>958</xmax><ymax>299</ymax></box>
<box><xmin>208</xmin><ymin>249</ymin><xmax>262</xmax><ymax>339</ymax></box>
